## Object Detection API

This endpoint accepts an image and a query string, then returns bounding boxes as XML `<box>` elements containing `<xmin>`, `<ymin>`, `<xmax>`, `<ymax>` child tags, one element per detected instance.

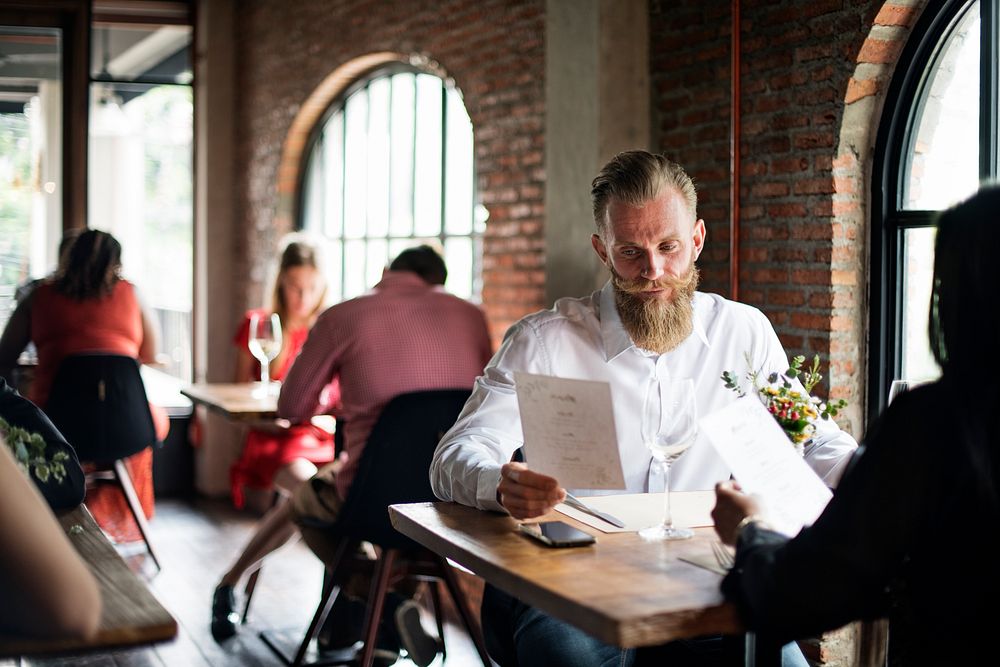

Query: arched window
<box><xmin>298</xmin><ymin>66</ymin><xmax>482</xmax><ymax>302</ymax></box>
<box><xmin>869</xmin><ymin>0</ymin><xmax>998</xmax><ymax>420</ymax></box>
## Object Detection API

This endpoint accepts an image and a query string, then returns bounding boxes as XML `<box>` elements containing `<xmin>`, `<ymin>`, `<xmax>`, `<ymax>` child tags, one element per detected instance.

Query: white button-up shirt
<box><xmin>430</xmin><ymin>282</ymin><xmax>858</xmax><ymax>512</ymax></box>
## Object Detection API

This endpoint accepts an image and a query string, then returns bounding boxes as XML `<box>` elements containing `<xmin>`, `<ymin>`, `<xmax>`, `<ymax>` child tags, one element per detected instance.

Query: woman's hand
<box><xmin>712</xmin><ymin>480</ymin><xmax>762</xmax><ymax>546</ymax></box>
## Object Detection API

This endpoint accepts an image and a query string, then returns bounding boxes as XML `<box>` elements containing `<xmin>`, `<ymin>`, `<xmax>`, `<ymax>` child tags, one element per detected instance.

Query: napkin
<box><xmin>555</xmin><ymin>490</ymin><xmax>715</xmax><ymax>534</ymax></box>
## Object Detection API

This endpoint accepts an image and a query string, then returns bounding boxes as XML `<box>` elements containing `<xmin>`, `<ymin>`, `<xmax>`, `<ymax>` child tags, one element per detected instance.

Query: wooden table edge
<box><xmin>389</xmin><ymin>502</ymin><xmax>742</xmax><ymax>648</ymax></box>
<box><xmin>180</xmin><ymin>384</ymin><xmax>277</xmax><ymax>421</ymax></box>
<box><xmin>0</xmin><ymin>506</ymin><xmax>178</xmax><ymax>657</ymax></box>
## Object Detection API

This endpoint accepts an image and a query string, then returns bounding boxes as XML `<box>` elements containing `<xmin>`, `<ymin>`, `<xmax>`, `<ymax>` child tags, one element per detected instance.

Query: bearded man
<box><xmin>430</xmin><ymin>151</ymin><xmax>857</xmax><ymax>667</ymax></box>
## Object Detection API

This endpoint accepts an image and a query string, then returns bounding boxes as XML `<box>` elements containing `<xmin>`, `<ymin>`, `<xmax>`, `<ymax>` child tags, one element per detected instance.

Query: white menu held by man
<box><xmin>700</xmin><ymin>395</ymin><xmax>833</xmax><ymax>536</ymax></box>
<box><xmin>514</xmin><ymin>372</ymin><xmax>625</xmax><ymax>489</ymax></box>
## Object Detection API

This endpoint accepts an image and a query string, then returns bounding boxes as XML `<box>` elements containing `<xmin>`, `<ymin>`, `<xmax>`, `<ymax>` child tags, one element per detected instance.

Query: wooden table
<box><xmin>181</xmin><ymin>382</ymin><xmax>277</xmax><ymax>421</ymax></box>
<box><xmin>0</xmin><ymin>506</ymin><xmax>177</xmax><ymax>656</ymax></box>
<box><xmin>389</xmin><ymin>501</ymin><xmax>742</xmax><ymax>649</ymax></box>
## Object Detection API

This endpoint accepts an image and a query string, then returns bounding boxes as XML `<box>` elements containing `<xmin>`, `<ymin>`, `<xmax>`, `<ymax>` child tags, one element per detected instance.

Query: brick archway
<box><xmin>832</xmin><ymin>0</ymin><xmax>926</xmax><ymax>431</ymax></box>
<box><xmin>272</xmin><ymin>51</ymin><xmax>408</xmax><ymax>230</ymax></box>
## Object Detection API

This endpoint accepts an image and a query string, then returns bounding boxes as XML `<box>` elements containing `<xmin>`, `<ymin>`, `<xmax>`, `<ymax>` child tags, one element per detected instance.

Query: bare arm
<box><xmin>0</xmin><ymin>443</ymin><xmax>101</xmax><ymax>639</ymax></box>
<box><xmin>0</xmin><ymin>295</ymin><xmax>32</xmax><ymax>382</ymax></box>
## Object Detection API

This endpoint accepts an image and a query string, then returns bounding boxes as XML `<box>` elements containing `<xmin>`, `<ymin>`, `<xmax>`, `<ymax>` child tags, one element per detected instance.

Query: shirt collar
<box><xmin>598</xmin><ymin>280</ymin><xmax>710</xmax><ymax>362</ymax></box>
<box><xmin>373</xmin><ymin>270</ymin><xmax>434</xmax><ymax>292</ymax></box>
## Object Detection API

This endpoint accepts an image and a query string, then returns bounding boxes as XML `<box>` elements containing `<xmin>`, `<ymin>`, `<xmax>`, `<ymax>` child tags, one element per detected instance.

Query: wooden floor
<box><xmin>4</xmin><ymin>498</ymin><xmax>487</xmax><ymax>667</ymax></box>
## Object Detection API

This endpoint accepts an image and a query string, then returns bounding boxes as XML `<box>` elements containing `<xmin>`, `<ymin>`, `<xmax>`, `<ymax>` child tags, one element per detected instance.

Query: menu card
<box><xmin>699</xmin><ymin>396</ymin><xmax>832</xmax><ymax>536</ymax></box>
<box><xmin>514</xmin><ymin>372</ymin><xmax>625</xmax><ymax>489</ymax></box>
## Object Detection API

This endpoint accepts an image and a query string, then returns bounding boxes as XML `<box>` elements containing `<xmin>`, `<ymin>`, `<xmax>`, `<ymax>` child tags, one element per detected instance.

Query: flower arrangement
<box><xmin>721</xmin><ymin>354</ymin><xmax>847</xmax><ymax>452</ymax></box>
<box><xmin>0</xmin><ymin>416</ymin><xmax>68</xmax><ymax>484</ymax></box>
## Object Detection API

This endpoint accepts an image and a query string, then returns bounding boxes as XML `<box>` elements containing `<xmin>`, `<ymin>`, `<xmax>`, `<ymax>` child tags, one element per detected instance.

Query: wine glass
<box><xmin>248</xmin><ymin>312</ymin><xmax>282</xmax><ymax>398</ymax></box>
<box><xmin>639</xmin><ymin>377</ymin><xmax>698</xmax><ymax>541</ymax></box>
<box><xmin>887</xmin><ymin>380</ymin><xmax>910</xmax><ymax>405</ymax></box>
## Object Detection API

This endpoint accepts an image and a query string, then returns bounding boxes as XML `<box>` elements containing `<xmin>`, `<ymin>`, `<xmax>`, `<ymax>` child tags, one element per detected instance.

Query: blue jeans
<box><xmin>482</xmin><ymin>585</ymin><xmax>809</xmax><ymax>667</ymax></box>
<box><xmin>483</xmin><ymin>584</ymin><xmax>633</xmax><ymax>667</ymax></box>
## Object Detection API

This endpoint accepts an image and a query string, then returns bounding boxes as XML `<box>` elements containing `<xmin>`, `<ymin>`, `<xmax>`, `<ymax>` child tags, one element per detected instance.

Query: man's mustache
<box><xmin>612</xmin><ymin>271</ymin><xmax>693</xmax><ymax>295</ymax></box>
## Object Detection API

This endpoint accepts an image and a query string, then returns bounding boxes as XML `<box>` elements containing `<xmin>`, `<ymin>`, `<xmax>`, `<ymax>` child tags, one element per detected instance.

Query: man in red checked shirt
<box><xmin>279</xmin><ymin>244</ymin><xmax>493</xmax><ymax>664</ymax></box>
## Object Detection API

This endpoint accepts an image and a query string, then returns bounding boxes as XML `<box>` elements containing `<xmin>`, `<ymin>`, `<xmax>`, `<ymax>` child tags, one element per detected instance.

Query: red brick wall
<box><xmin>233</xmin><ymin>0</ymin><xmax>546</xmax><ymax>346</ymax></box>
<box><xmin>235</xmin><ymin>0</ymin><xmax>926</xmax><ymax>433</ymax></box>
<box><xmin>651</xmin><ymin>0</ymin><xmax>734</xmax><ymax>297</ymax></box>
<box><xmin>652</xmin><ymin>0</ymin><xmax>924</xmax><ymax>437</ymax></box>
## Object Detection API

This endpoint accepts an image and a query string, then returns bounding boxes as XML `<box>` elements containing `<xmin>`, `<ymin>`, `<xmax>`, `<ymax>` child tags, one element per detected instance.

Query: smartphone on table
<box><xmin>518</xmin><ymin>521</ymin><xmax>596</xmax><ymax>548</ymax></box>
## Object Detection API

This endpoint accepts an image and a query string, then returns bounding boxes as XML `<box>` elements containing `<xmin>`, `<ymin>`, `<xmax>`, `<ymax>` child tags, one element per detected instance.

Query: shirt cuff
<box><xmin>476</xmin><ymin>464</ymin><xmax>505</xmax><ymax>513</ymax></box>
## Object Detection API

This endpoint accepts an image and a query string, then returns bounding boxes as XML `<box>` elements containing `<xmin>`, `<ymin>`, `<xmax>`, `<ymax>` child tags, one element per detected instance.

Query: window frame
<box><xmin>294</xmin><ymin>63</ymin><xmax>482</xmax><ymax>302</ymax></box>
<box><xmin>869</xmin><ymin>0</ymin><xmax>998</xmax><ymax>422</ymax></box>
<box><xmin>0</xmin><ymin>3</ymin><xmax>91</xmax><ymax>232</ymax></box>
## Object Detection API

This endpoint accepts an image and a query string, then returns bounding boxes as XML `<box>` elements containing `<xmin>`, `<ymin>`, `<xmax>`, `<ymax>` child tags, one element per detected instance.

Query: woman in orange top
<box><xmin>212</xmin><ymin>238</ymin><xmax>338</xmax><ymax>641</ymax></box>
<box><xmin>0</xmin><ymin>229</ymin><xmax>168</xmax><ymax>543</ymax></box>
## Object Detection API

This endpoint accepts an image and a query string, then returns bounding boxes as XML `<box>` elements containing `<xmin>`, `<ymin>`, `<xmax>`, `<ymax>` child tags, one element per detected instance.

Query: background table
<box><xmin>0</xmin><ymin>506</ymin><xmax>177</xmax><ymax>657</ymax></box>
<box><xmin>389</xmin><ymin>501</ymin><xmax>742</xmax><ymax>648</ymax></box>
<box><xmin>181</xmin><ymin>382</ymin><xmax>277</xmax><ymax>421</ymax></box>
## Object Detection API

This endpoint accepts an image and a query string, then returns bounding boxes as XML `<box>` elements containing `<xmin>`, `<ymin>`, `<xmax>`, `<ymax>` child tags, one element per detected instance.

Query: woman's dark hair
<box><xmin>929</xmin><ymin>187</ymin><xmax>1000</xmax><ymax>383</ymax></box>
<box><xmin>389</xmin><ymin>245</ymin><xmax>448</xmax><ymax>285</ymax></box>
<box><xmin>929</xmin><ymin>187</ymin><xmax>1000</xmax><ymax>508</ymax></box>
<box><xmin>54</xmin><ymin>229</ymin><xmax>122</xmax><ymax>300</ymax></box>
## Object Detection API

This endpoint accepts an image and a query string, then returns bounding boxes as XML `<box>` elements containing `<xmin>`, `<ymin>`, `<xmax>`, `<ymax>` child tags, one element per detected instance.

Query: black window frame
<box><xmin>294</xmin><ymin>63</ymin><xmax>482</xmax><ymax>303</ymax></box>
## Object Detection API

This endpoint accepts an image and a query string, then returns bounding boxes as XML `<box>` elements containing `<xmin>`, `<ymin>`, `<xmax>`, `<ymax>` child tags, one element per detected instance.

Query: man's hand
<box><xmin>498</xmin><ymin>462</ymin><xmax>566</xmax><ymax>519</ymax></box>
<box><xmin>712</xmin><ymin>481</ymin><xmax>762</xmax><ymax>546</ymax></box>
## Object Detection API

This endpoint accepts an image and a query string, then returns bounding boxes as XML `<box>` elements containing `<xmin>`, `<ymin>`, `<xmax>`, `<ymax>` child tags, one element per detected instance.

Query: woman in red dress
<box><xmin>212</xmin><ymin>238</ymin><xmax>338</xmax><ymax>640</ymax></box>
<box><xmin>0</xmin><ymin>229</ymin><xmax>169</xmax><ymax>543</ymax></box>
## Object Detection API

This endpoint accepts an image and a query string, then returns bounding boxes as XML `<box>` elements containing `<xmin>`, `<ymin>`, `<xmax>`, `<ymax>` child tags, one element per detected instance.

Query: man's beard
<box><xmin>611</xmin><ymin>263</ymin><xmax>699</xmax><ymax>354</ymax></box>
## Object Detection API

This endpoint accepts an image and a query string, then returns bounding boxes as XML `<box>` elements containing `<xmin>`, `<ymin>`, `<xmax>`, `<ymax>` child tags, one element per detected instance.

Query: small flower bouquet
<box><xmin>1</xmin><ymin>416</ymin><xmax>68</xmax><ymax>484</ymax></box>
<box><xmin>721</xmin><ymin>354</ymin><xmax>847</xmax><ymax>454</ymax></box>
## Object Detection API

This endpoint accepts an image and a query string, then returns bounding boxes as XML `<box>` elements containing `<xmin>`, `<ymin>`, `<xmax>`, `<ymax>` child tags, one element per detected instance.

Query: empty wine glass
<box><xmin>248</xmin><ymin>312</ymin><xmax>282</xmax><ymax>398</ymax></box>
<box><xmin>639</xmin><ymin>377</ymin><xmax>698</xmax><ymax>541</ymax></box>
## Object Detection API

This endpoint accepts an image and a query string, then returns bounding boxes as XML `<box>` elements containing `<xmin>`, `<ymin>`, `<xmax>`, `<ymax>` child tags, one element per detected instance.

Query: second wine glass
<box><xmin>640</xmin><ymin>377</ymin><xmax>698</xmax><ymax>541</ymax></box>
<box><xmin>248</xmin><ymin>312</ymin><xmax>282</xmax><ymax>398</ymax></box>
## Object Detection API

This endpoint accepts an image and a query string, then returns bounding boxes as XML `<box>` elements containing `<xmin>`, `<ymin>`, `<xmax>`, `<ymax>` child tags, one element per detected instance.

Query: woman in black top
<box><xmin>712</xmin><ymin>187</ymin><xmax>1000</xmax><ymax>664</ymax></box>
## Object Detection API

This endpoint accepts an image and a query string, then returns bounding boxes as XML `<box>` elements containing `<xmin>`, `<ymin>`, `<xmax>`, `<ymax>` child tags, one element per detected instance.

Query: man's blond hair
<box><xmin>590</xmin><ymin>151</ymin><xmax>697</xmax><ymax>234</ymax></box>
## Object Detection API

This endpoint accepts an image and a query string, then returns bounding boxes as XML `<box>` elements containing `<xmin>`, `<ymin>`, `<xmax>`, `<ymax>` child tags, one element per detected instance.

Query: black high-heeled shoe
<box><xmin>211</xmin><ymin>584</ymin><xmax>241</xmax><ymax>641</ymax></box>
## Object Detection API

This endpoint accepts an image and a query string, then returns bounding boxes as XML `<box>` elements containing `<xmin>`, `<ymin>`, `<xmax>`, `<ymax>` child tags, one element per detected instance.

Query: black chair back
<box><xmin>45</xmin><ymin>353</ymin><xmax>157</xmax><ymax>464</ymax></box>
<box><xmin>333</xmin><ymin>389</ymin><xmax>470</xmax><ymax>549</ymax></box>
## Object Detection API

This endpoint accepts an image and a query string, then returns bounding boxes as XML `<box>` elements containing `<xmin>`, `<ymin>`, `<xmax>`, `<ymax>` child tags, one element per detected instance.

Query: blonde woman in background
<box><xmin>212</xmin><ymin>237</ymin><xmax>340</xmax><ymax>641</ymax></box>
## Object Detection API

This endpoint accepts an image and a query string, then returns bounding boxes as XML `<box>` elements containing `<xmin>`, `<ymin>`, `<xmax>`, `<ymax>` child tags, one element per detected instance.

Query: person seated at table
<box><xmin>0</xmin><ymin>377</ymin><xmax>85</xmax><ymax>510</ymax></box>
<box><xmin>4</xmin><ymin>229</ymin><xmax>83</xmax><ymax>394</ymax></box>
<box><xmin>711</xmin><ymin>187</ymin><xmax>1000</xmax><ymax>665</ymax></box>
<box><xmin>430</xmin><ymin>150</ymin><xmax>858</xmax><ymax>667</ymax></box>
<box><xmin>211</xmin><ymin>237</ymin><xmax>336</xmax><ymax>640</ymax></box>
<box><xmin>0</xmin><ymin>229</ymin><xmax>169</xmax><ymax>545</ymax></box>
<box><xmin>282</xmin><ymin>245</ymin><xmax>493</xmax><ymax>664</ymax></box>
<box><xmin>0</xmin><ymin>438</ymin><xmax>101</xmax><ymax>640</ymax></box>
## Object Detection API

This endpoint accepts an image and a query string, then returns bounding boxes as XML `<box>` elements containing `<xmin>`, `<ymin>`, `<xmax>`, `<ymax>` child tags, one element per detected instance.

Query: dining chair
<box><xmin>278</xmin><ymin>388</ymin><xmax>490</xmax><ymax>667</ymax></box>
<box><xmin>44</xmin><ymin>353</ymin><xmax>162</xmax><ymax>570</ymax></box>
